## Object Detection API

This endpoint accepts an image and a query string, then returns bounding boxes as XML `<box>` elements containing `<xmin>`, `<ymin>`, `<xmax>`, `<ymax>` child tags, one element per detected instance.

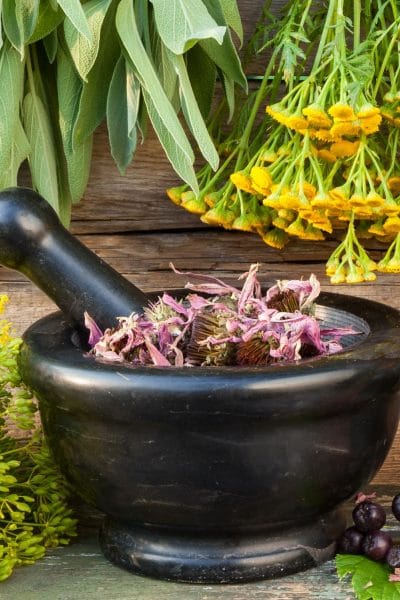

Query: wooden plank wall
<box><xmin>0</xmin><ymin>0</ymin><xmax>399</xmax><ymax>487</ymax></box>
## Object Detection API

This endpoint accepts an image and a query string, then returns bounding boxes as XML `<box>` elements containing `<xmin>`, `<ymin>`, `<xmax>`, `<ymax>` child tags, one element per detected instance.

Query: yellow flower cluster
<box><xmin>166</xmin><ymin>0</ymin><xmax>400</xmax><ymax>284</ymax></box>
<box><xmin>0</xmin><ymin>295</ymin><xmax>11</xmax><ymax>345</ymax></box>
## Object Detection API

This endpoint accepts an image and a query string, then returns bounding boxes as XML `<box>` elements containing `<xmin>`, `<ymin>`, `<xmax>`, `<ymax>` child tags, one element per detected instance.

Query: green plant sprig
<box><xmin>0</xmin><ymin>0</ymin><xmax>246</xmax><ymax>224</ymax></box>
<box><xmin>0</xmin><ymin>296</ymin><xmax>77</xmax><ymax>582</ymax></box>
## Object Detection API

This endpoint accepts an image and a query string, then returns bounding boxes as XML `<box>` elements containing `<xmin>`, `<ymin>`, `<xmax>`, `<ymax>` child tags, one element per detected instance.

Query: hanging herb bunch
<box><xmin>0</xmin><ymin>296</ymin><xmax>77</xmax><ymax>582</ymax></box>
<box><xmin>0</xmin><ymin>0</ymin><xmax>245</xmax><ymax>225</ymax></box>
<box><xmin>169</xmin><ymin>0</ymin><xmax>400</xmax><ymax>284</ymax></box>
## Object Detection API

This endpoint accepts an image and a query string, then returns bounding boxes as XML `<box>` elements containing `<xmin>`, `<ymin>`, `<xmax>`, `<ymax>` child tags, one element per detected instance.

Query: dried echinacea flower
<box><xmin>86</xmin><ymin>264</ymin><xmax>359</xmax><ymax>368</ymax></box>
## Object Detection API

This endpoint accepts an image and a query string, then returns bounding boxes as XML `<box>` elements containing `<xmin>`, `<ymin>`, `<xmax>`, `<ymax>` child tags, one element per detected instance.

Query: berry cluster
<box><xmin>338</xmin><ymin>493</ymin><xmax>400</xmax><ymax>576</ymax></box>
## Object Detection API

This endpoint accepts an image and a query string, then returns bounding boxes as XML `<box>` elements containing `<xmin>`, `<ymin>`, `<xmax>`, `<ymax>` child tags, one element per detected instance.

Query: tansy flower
<box><xmin>266</xmin><ymin>104</ymin><xmax>289</xmax><ymax>126</ymax></box>
<box><xmin>286</xmin><ymin>114</ymin><xmax>308</xmax><ymax>131</ymax></box>
<box><xmin>330</xmin><ymin>140</ymin><xmax>360</xmax><ymax>158</ymax></box>
<box><xmin>328</xmin><ymin>103</ymin><xmax>356</xmax><ymax>121</ymax></box>
<box><xmin>315</xmin><ymin>148</ymin><xmax>337</xmax><ymax>163</ymax></box>
<box><xmin>388</xmin><ymin>177</ymin><xmax>400</xmax><ymax>196</ymax></box>
<box><xmin>250</xmin><ymin>166</ymin><xmax>273</xmax><ymax>192</ymax></box>
<box><xmin>330</xmin><ymin>122</ymin><xmax>360</xmax><ymax>137</ymax></box>
<box><xmin>357</xmin><ymin>104</ymin><xmax>381</xmax><ymax>118</ymax></box>
<box><xmin>359</xmin><ymin>114</ymin><xmax>382</xmax><ymax>135</ymax></box>
<box><xmin>377</xmin><ymin>233</ymin><xmax>400</xmax><ymax>273</ymax></box>
<box><xmin>230</xmin><ymin>171</ymin><xmax>256</xmax><ymax>194</ymax></box>
<box><xmin>313</xmin><ymin>129</ymin><xmax>340</xmax><ymax>142</ymax></box>
<box><xmin>259</xmin><ymin>150</ymin><xmax>278</xmax><ymax>163</ymax></box>
<box><xmin>383</xmin><ymin>216</ymin><xmax>400</xmax><ymax>234</ymax></box>
<box><xmin>166</xmin><ymin>186</ymin><xmax>184</xmax><ymax>205</ymax></box>
<box><xmin>296</xmin><ymin>181</ymin><xmax>316</xmax><ymax>200</ymax></box>
<box><xmin>260</xmin><ymin>227</ymin><xmax>289</xmax><ymax>249</ymax></box>
<box><xmin>200</xmin><ymin>201</ymin><xmax>237</xmax><ymax>228</ymax></box>
<box><xmin>181</xmin><ymin>191</ymin><xmax>207</xmax><ymax>215</ymax></box>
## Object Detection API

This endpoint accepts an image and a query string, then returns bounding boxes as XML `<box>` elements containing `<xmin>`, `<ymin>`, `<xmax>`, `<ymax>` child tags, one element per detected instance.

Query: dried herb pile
<box><xmin>86</xmin><ymin>264</ymin><xmax>357</xmax><ymax>367</ymax></box>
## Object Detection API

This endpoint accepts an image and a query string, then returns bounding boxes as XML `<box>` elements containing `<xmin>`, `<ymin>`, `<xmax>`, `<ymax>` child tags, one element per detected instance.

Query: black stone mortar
<box><xmin>2</xmin><ymin>188</ymin><xmax>400</xmax><ymax>583</ymax></box>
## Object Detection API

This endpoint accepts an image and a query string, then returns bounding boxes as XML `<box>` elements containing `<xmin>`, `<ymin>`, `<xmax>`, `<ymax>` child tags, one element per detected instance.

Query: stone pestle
<box><xmin>0</xmin><ymin>187</ymin><xmax>148</xmax><ymax>333</ymax></box>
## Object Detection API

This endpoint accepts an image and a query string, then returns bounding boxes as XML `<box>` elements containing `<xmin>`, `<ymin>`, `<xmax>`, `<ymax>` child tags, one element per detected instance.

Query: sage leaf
<box><xmin>150</xmin><ymin>0</ymin><xmax>225</xmax><ymax>54</ymax></box>
<box><xmin>107</xmin><ymin>55</ymin><xmax>140</xmax><ymax>175</ymax></box>
<box><xmin>167</xmin><ymin>50</ymin><xmax>219</xmax><ymax>170</ymax></box>
<box><xmin>218</xmin><ymin>0</ymin><xmax>243</xmax><ymax>45</ymax></box>
<box><xmin>0</xmin><ymin>43</ymin><xmax>24</xmax><ymax>178</ymax></box>
<box><xmin>117</xmin><ymin>0</ymin><xmax>194</xmax><ymax>163</ymax></box>
<box><xmin>0</xmin><ymin>1</ymin><xmax>3</xmax><ymax>50</ymax></box>
<box><xmin>0</xmin><ymin>120</ymin><xmax>30</xmax><ymax>188</ymax></box>
<box><xmin>200</xmin><ymin>0</ymin><xmax>246</xmax><ymax>89</ymax></box>
<box><xmin>64</xmin><ymin>0</ymin><xmax>113</xmax><ymax>82</ymax></box>
<box><xmin>187</xmin><ymin>44</ymin><xmax>216</xmax><ymax>119</ymax></box>
<box><xmin>57</xmin><ymin>47</ymin><xmax>93</xmax><ymax>203</ymax></box>
<box><xmin>29</xmin><ymin>3</ymin><xmax>63</xmax><ymax>43</ymax></box>
<box><xmin>57</xmin><ymin>0</ymin><xmax>91</xmax><ymax>41</ymax></box>
<box><xmin>2</xmin><ymin>0</ymin><xmax>40</xmax><ymax>55</ymax></box>
<box><xmin>23</xmin><ymin>91</ymin><xmax>60</xmax><ymax>214</ymax></box>
<box><xmin>73</xmin><ymin>3</ymin><xmax>119</xmax><ymax>145</ymax></box>
<box><xmin>43</xmin><ymin>29</ymin><xmax>58</xmax><ymax>63</ymax></box>
<box><xmin>143</xmin><ymin>88</ymin><xmax>198</xmax><ymax>193</ymax></box>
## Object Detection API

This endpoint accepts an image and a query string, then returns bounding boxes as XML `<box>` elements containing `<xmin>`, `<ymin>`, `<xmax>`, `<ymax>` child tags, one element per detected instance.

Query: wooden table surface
<box><xmin>1</xmin><ymin>1</ymin><xmax>400</xmax><ymax>595</ymax></box>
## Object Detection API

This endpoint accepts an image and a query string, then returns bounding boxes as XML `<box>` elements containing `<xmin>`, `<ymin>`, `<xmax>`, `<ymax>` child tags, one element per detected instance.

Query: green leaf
<box><xmin>218</xmin><ymin>0</ymin><xmax>243</xmax><ymax>45</ymax></box>
<box><xmin>0</xmin><ymin>43</ymin><xmax>25</xmax><ymax>178</ymax></box>
<box><xmin>142</xmin><ymin>89</ymin><xmax>198</xmax><ymax>193</ymax></box>
<box><xmin>187</xmin><ymin>44</ymin><xmax>216</xmax><ymax>118</ymax></box>
<box><xmin>42</xmin><ymin>29</ymin><xmax>58</xmax><ymax>63</ymax></box>
<box><xmin>73</xmin><ymin>2</ymin><xmax>119</xmax><ymax>145</ymax></box>
<box><xmin>150</xmin><ymin>0</ymin><xmax>226</xmax><ymax>54</ymax></box>
<box><xmin>2</xmin><ymin>0</ymin><xmax>40</xmax><ymax>55</ymax></box>
<box><xmin>116</xmin><ymin>0</ymin><xmax>194</xmax><ymax>163</ymax></box>
<box><xmin>23</xmin><ymin>91</ymin><xmax>60</xmax><ymax>214</ymax></box>
<box><xmin>0</xmin><ymin>1</ymin><xmax>3</xmax><ymax>50</ymax></box>
<box><xmin>0</xmin><ymin>120</ymin><xmax>30</xmax><ymax>189</ymax></box>
<box><xmin>107</xmin><ymin>55</ymin><xmax>140</xmax><ymax>175</ymax></box>
<box><xmin>57</xmin><ymin>46</ymin><xmax>93</xmax><ymax>203</ymax></box>
<box><xmin>336</xmin><ymin>554</ymin><xmax>400</xmax><ymax>600</ymax></box>
<box><xmin>64</xmin><ymin>0</ymin><xmax>113</xmax><ymax>82</ymax></box>
<box><xmin>166</xmin><ymin>49</ymin><xmax>218</xmax><ymax>169</ymax></box>
<box><xmin>28</xmin><ymin>3</ymin><xmax>63</xmax><ymax>43</ymax></box>
<box><xmin>57</xmin><ymin>0</ymin><xmax>91</xmax><ymax>41</ymax></box>
<box><xmin>200</xmin><ymin>0</ymin><xmax>246</xmax><ymax>89</ymax></box>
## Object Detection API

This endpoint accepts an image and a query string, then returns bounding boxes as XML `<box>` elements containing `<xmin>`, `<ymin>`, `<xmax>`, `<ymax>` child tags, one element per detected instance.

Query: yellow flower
<box><xmin>330</xmin><ymin>122</ymin><xmax>360</xmax><ymax>137</ymax></box>
<box><xmin>286</xmin><ymin>115</ymin><xmax>308</xmax><ymax>131</ymax></box>
<box><xmin>0</xmin><ymin>321</ymin><xmax>11</xmax><ymax>345</ymax></box>
<box><xmin>230</xmin><ymin>171</ymin><xmax>256</xmax><ymax>194</ymax></box>
<box><xmin>329</xmin><ymin>268</ymin><xmax>347</xmax><ymax>284</ymax></box>
<box><xmin>200</xmin><ymin>202</ymin><xmax>237</xmax><ymax>227</ymax></box>
<box><xmin>0</xmin><ymin>295</ymin><xmax>8</xmax><ymax>314</ymax></box>
<box><xmin>181</xmin><ymin>191</ymin><xmax>207</xmax><ymax>215</ymax></box>
<box><xmin>231</xmin><ymin>213</ymin><xmax>259</xmax><ymax>232</ymax></box>
<box><xmin>306</xmin><ymin>116</ymin><xmax>332</xmax><ymax>129</ymax></box>
<box><xmin>250</xmin><ymin>166</ymin><xmax>273</xmax><ymax>193</ymax></box>
<box><xmin>302</xmin><ymin>104</ymin><xmax>329</xmax><ymax>120</ymax></box>
<box><xmin>328</xmin><ymin>103</ymin><xmax>356</xmax><ymax>121</ymax></box>
<box><xmin>388</xmin><ymin>177</ymin><xmax>400</xmax><ymax>196</ymax></box>
<box><xmin>329</xmin><ymin>186</ymin><xmax>350</xmax><ymax>205</ymax></box>
<box><xmin>315</xmin><ymin>148</ymin><xmax>337</xmax><ymax>163</ymax></box>
<box><xmin>272</xmin><ymin>215</ymin><xmax>291</xmax><ymax>230</ymax></box>
<box><xmin>166</xmin><ymin>186</ymin><xmax>183</xmax><ymax>205</ymax></box>
<box><xmin>356</xmin><ymin>104</ymin><xmax>380</xmax><ymax>119</ymax></box>
<box><xmin>260</xmin><ymin>150</ymin><xmax>278</xmax><ymax>163</ymax></box>
<box><xmin>330</xmin><ymin>140</ymin><xmax>360</xmax><ymax>158</ymax></box>
<box><xmin>365</xmin><ymin>191</ymin><xmax>385</xmax><ymax>207</ymax></box>
<box><xmin>313</xmin><ymin>129</ymin><xmax>339</xmax><ymax>142</ymax></box>
<box><xmin>204</xmin><ymin>191</ymin><xmax>220</xmax><ymax>208</ymax></box>
<box><xmin>383</xmin><ymin>216</ymin><xmax>400</xmax><ymax>234</ymax></box>
<box><xmin>368</xmin><ymin>221</ymin><xmax>386</xmax><ymax>236</ymax></box>
<box><xmin>261</xmin><ymin>228</ymin><xmax>289</xmax><ymax>249</ymax></box>
<box><xmin>359</xmin><ymin>114</ymin><xmax>382</xmax><ymax>135</ymax></box>
<box><xmin>311</xmin><ymin>192</ymin><xmax>331</xmax><ymax>208</ymax></box>
<box><xmin>345</xmin><ymin>270</ymin><xmax>366</xmax><ymax>284</ymax></box>
<box><xmin>266</xmin><ymin>104</ymin><xmax>289</xmax><ymax>126</ymax></box>
<box><xmin>295</xmin><ymin>182</ymin><xmax>316</xmax><ymax>200</ymax></box>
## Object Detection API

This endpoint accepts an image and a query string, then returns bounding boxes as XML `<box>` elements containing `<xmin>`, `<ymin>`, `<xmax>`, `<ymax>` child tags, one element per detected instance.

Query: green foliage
<box><xmin>336</xmin><ymin>554</ymin><xmax>400</xmax><ymax>600</ymax></box>
<box><xmin>0</xmin><ymin>297</ymin><xmax>77</xmax><ymax>582</ymax></box>
<box><xmin>0</xmin><ymin>0</ymin><xmax>245</xmax><ymax>225</ymax></box>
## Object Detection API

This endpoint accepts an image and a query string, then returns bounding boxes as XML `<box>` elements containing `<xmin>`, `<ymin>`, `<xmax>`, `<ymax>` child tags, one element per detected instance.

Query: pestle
<box><xmin>0</xmin><ymin>187</ymin><xmax>148</xmax><ymax>333</ymax></box>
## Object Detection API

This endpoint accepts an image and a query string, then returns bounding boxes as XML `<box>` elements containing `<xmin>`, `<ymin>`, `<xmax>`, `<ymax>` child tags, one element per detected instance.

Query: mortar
<box><xmin>2</xmin><ymin>188</ymin><xmax>400</xmax><ymax>583</ymax></box>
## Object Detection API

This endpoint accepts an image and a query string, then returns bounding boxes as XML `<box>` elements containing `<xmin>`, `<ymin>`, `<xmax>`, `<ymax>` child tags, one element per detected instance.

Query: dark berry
<box><xmin>361</xmin><ymin>530</ymin><xmax>393</xmax><ymax>560</ymax></box>
<box><xmin>392</xmin><ymin>494</ymin><xmax>400</xmax><ymax>521</ymax></box>
<box><xmin>352</xmin><ymin>500</ymin><xmax>386</xmax><ymax>532</ymax></box>
<box><xmin>386</xmin><ymin>545</ymin><xmax>400</xmax><ymax>569</ymax></box>
<box><xmin>337</xmin><ymin>526</ymin><xmax>364</xmax><ymax>554</ymax></box>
